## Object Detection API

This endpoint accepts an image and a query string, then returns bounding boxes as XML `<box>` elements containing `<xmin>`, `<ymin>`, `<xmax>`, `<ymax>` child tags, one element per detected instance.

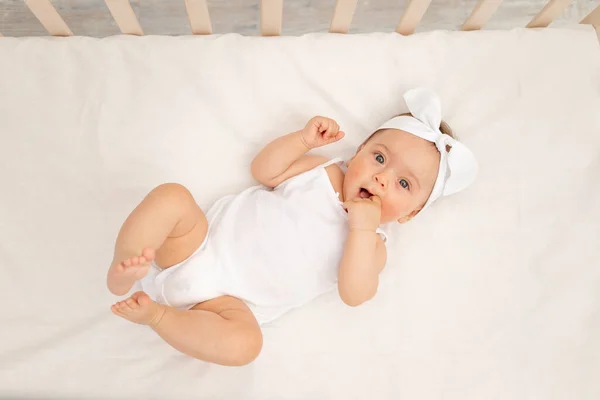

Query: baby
<box><xmin>106</xmin><ymin>87</ymin><xmax>477</xmax><ymax>366</ymax></box>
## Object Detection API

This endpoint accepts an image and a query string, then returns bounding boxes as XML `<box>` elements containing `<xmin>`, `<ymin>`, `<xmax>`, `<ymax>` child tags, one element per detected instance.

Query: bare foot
<box><xmin>111</xmin><ymin>291</ymin><xmax>166</xmax><ymax>326</ymax></box>
<box><xmin>108</xmin><ymin>247</ymin><xmax>155</xmax><ymax>295</ymax></box>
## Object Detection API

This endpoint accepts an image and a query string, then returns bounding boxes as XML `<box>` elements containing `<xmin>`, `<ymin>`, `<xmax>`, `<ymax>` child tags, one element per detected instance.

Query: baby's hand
<box><xmin>300</xmin><ymin>116</ymin><xmax>345</xmax><ymax>149</ymax></box>
<box><xmin>343</xmin><ymin>195</ymin><xmax>382</xmax><ymax>232</ymax></box>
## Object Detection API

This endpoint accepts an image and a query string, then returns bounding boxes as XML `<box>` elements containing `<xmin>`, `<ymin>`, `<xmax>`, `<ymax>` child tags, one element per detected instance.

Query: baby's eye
<box><xmin>398</xmin><ymin>179</ymin><xmax>410</xmax><ymax>189</ymax></box>
<box><xmin>375</xmin><ymin>153</ymin><xmax>385</xmax><ymax>164</ymax></box>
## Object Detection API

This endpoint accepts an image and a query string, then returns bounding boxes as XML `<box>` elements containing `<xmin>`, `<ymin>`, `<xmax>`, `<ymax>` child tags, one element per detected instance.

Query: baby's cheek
<box><xmin>382</xmin><ymin>196</ymin><xmax>411</xmax><ymax>221</ymax></box>
<box><xmin>345</xmin><ymin>165</ymin><xmax>362</xmax><ymax>183</ymax></box>
<box><xmin>381</xmin><ymin>201</ymin><xmax>399</xmax><ymax>221</ymax></box>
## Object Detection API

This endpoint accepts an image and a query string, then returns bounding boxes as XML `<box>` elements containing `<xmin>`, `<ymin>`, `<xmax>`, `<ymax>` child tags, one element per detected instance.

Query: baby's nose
<box><xmin>375</xmin><ymin>173</ymin><xmax>388</xmax><ymax>189</ymax></box>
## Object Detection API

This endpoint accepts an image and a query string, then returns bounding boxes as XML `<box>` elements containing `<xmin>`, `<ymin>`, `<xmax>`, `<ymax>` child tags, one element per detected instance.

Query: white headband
<box><xmin>375</xmin><ymin>87</ymin><xmax>478</xmax><ymax>212</ymax></box>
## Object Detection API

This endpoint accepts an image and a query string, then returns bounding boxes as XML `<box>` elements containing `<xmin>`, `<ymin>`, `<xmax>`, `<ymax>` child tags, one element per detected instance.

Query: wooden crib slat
<box><xmin>396</xmin><ymin>0</ymin><xmax>433</xmax><ymax>35</ymax></box>
<box><xmin>580</xmin><ymin>4</ymin><xmax>600</xmax><ymax>25</ymax></box>
<box><xmin>581</xmin><ymin>4</ymin><xmax>600</xmax><ymax>42</ymax></box>
<box><xmin>329</xmin><ymin>0</ymin><xmax>358</xmax><ymax>34</ymax></box>
<box><xmin>185</xmin><ymin>0</ymin><xmax>213</xmax><ymax>35</ymax></box>
<box><xmin>104</xmin><ymin>0</ymin><xmax>143</xmax><ymax>36</ymax></box>
<box><xmin>261</xmin><ymin>0</ymin><xmax>283</xmax><ymax>36</ymax></box>
<box><xmin>526</xmin><ymin>0</ymin><xmax>574</xmax><ymax>28</ymax></box>
<box><xmin>25</xmin><ymin>0</ymin><xmax>73</xmax><ymax>36</ymax></box>
<box><xmin>461</xmin><ymin>0</ymin><xmax>505</xmax><ymax>31</ymax></box>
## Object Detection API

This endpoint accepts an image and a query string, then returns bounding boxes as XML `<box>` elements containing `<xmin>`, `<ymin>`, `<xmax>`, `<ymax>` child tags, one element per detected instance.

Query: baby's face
<box><xmin>343</xmin><ymin>129</ymin><xmax>440</xmax><ymax>223</ymax></box>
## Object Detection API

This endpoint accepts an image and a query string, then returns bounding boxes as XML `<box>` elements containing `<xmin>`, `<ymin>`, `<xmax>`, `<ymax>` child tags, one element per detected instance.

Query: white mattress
<box><xmin>1</xmin><ymin>26</ymin><xmax>599</xmax><ymax>399</ymax></box>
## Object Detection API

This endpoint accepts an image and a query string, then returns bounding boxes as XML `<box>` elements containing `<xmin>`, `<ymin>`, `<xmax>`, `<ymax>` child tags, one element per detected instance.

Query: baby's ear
<box><xmin>397</xmin><ymin>208</ymin><xmax>420</xmax><ymax>224</ymax></box>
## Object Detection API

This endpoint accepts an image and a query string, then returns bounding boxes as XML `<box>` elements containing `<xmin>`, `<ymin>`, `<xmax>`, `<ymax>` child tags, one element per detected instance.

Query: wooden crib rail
<box><xmin>260</xmin><ymin>0</ymin><xmax>283</xmax><ymax>36</ymax></box>
<box><xmin>461</xmin><ymin>0</ymin><xmax>505</xmax><ymax>31</ymax></box>
<box><xmin>105</xmin><ymin>0</ymin><xmax>143</xmax><ymax>36</ymax></box>
<box><xmin>582</xmin><ymin>4</ymin><xmax>600</xmax><ymax>41</ymax></box>
<box><xmin>185</xmin><ymin>0</ymin><xmax>213</xmax><ymax>35</ymax></box>
<box><xmin>527</xmin><ymin>0</ymin><xmax>575</xmax><ymax>28</ymax></box>
<box><xmin>582</xmin><ymin>3</ymin><xmax>600</xmax><ymax>25</ymax></box>
<box><xmin>396</xmin><ymin>0</ymin><xmax>433</xmax><ymax>36</ymax></box>
<box><xmin>1</xmin><ymin>0</ymin><xmax>598</xmax><ymax>39</ymax></box>
<box><xmin>24</xmin><ymin>0</ymin><xmax>73</xmax><ymax>37</ymax></box>
<box><xmin>329</xmin><ymin>0</ymin><xmax>358</xmax><ymax>34</ymax></box>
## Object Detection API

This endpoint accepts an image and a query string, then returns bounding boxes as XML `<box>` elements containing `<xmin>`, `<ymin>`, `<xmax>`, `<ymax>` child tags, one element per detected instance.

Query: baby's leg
<box><xmin>107</xmin><ymin>183</ymin><xmax>208</xmax><ymax>296</ymax></box>
<box><xmin>111</xmin><ymin>292</ymin><xmax>263</xmax><ymax>366</ymax></box>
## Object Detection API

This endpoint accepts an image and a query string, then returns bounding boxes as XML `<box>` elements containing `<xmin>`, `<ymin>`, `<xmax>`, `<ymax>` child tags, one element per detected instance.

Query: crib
<box><xmin>1</xmin><ymin>0</ymin><xmax>599</xmax><ymax>37</ymax></box>
<box><xmin>1</xmin><ymin>1</ymin><xmax>599</xmax><ymax>400</ymax></box>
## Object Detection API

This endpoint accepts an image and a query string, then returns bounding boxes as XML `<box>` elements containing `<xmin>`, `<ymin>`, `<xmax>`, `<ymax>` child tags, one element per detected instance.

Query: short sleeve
<box><xmin>375</xmin><ymin>227</ymin><xmax>388</xmax><ymax>243</ymax></box>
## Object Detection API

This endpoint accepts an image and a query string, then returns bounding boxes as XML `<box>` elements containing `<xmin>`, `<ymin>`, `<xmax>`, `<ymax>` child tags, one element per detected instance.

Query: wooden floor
<box><xmin>0</xmin><ymin>0</ymin><xmax>598</xmax><ymax>37</ymax></box>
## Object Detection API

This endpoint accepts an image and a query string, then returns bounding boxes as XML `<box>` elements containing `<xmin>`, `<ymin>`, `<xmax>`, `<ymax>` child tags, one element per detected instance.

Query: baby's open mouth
<box><xmin>359</xmin><ymin>188</ymin><xmax>373</xmax><ymax>198</ymax></box>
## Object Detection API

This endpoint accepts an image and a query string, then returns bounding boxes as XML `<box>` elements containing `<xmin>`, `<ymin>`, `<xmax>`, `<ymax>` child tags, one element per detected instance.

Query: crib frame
<box><xmin>0</xmin><ymin>0</ymin><xmax>599</xmax><ymax>40</ymax></box>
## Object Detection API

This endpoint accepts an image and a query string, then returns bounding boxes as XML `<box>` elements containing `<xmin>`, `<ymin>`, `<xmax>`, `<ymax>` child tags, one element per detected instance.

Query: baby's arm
<box><xmin>338</xmin><ymin>196</ymin><xmax>386</xmax><ymax>306</ymax></box>
<box><xmin>338</xmin><ymin>231</ymin><xmax>386</xmax><ymax>306</ymax></box>
<box><xmin>251</xmin><ymin>116</ymin><xmax>344</xmax><ymax>187</ymax></box>
<box><xmin>251</xmin><ymin>128</ymin><xmax>316</xmax><ymax>187</ymax></box>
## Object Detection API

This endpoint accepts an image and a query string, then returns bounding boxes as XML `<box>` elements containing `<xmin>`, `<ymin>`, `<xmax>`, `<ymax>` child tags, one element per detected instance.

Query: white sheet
<box><xmin>1</xmin><ymin>26</ymin><xmax>599</xmax><ymax>399</ymax></box>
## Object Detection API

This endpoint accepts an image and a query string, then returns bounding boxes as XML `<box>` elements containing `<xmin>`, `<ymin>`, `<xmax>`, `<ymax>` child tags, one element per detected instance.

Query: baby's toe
<box><xmin>120</xmin><ymin>300</ymin><xmax>133</xmax><ymax>310</ymax></box>
<box><xmin>125</xmin><ymin>298</ymin><xmax>139</xmax><ymax>309</ymax></box>
<box><xmin>131</xmin><ymin>291</ymin><xmax>152</xmax><ymax>307</ymax></box>
<box><xmin>114</xmin><ymin>262</ymin><xmax>125</xmax><ymax>273</ymax></box>
<box><xmin>142</xmin><ymin>247</ymin><xmax>156</xmax><ymax>262</ymax></box>
<box><xmin>122</xmin><ymin>259</ymin><xmax>132</xmax><ymax>267</ymax></box>
<box><xmin>111</xmin><ymin>304</ymin><xmax>123</xmax><ymax>316</ymax></box>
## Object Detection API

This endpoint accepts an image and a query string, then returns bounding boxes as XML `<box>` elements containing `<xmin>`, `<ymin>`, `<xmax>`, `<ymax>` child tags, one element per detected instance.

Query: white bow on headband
<box><xmin>375</xmin><ymin>87</ymin><xmax>478</xmax><ymax>212</ymax></box>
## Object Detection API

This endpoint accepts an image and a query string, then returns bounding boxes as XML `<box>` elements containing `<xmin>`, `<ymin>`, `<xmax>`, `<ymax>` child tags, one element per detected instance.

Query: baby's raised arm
<box><xmin>250</xmin><ymin>116</ymin><xmax>344</xmax><ymax>188</ymax></box>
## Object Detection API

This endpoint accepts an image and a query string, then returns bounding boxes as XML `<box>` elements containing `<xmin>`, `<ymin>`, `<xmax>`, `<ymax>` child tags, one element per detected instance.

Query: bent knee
<box><xmin>149</xmin><ymin>183</ymin><xmax>197</xmax><ymax>208</ymax></box>
<box><xmin>151</xmin><ymin>183</ymin><xmax>193</xmax><ymax>200</ymax></box>
<box><xmin>225</xmin><ymin>326</ymin><xmax>263</xmax><ymax>366</ymax></box>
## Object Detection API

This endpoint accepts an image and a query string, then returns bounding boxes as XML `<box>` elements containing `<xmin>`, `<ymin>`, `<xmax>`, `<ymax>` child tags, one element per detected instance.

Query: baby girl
<box><xmin>106</xmin><ymin>87</ymin><xmax>478</xmax><ymax>366</ymax></box>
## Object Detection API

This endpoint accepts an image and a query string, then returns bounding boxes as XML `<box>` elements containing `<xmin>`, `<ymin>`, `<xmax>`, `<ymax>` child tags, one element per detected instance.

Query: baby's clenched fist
<box><xmin>343</xmin><ymin>195</ymin><xmax>382</xmax><ymax>232</ymax></box>
<box><xmin>300</xmin><ymin>116</ymin><xmax>345</xmax><ymax>149</ymax></box>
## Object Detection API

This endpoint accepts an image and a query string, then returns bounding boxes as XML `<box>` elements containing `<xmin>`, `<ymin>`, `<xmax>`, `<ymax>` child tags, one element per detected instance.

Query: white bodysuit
<box><xmin>139</xmin><ymin>158</ymin><xmax>387</xmax><ymax>324</ymax></box>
